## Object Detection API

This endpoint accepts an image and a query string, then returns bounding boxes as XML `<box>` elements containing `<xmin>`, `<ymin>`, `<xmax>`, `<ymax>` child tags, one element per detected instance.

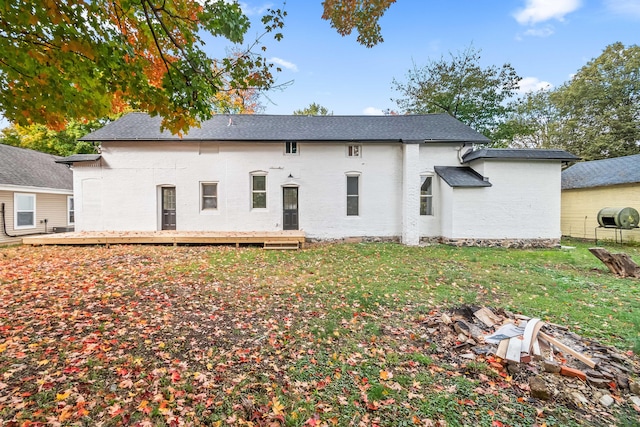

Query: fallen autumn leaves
<box><xmin>0</xmin><ymin>244</ymin><xmax>638</xmax><ymax>426</ymax></box>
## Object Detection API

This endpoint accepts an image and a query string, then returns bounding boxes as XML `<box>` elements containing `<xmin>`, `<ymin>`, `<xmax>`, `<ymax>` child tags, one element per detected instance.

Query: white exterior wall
<box><xmin>73</xmin><ymin>141</ymin><xmax>408</xmax><ymax>240</ymax></box>
<box><xmin>71</xmin><ymin>141</ymin><xmax>564</xmax><ymax>244</ymax></box>
<box><xmin>444</xmin><ymin>160</ymin><xmax>561</xmax><ymax>239</ymax></box>
<box><xmin>417</xmin><ymin>143</ymin><xmax>466</xmax><ymax>239</ymax></box>
<box><xmin>402</xmin><ymin>144</ymin><xmax>420</xmax><ymax>245</ymax></box>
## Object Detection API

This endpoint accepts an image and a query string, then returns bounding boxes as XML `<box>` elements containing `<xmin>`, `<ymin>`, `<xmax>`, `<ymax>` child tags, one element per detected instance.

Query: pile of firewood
<box><xmin>420</xmin><ymin>305</ymin><xmax>640</xmax><ymax>411</ymax></box>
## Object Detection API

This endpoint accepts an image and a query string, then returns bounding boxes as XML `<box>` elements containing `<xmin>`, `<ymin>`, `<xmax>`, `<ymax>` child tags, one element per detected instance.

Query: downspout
<box><xmin>1</xmin><ymin>202</ymin><xmax>17</xmax><ymax>238</ymax></box>
<box><xmin>457</xmin><ymin>143</ymin><xmax>468</xmax><ymax>164</ymax></box>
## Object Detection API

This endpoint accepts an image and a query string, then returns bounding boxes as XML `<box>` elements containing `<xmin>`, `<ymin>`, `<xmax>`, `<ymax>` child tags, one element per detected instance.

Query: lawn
<box><xmin>0</xmin><ymin>240</ymin><xmax>638</xmax><ymax>426</ymax></box>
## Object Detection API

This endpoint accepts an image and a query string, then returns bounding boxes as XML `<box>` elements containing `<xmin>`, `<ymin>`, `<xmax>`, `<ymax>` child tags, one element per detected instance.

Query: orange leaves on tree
<box><xmin>321</xmin><ymin>0</ymin><xmax>396</xmax><ymax>47</ymax></box>
<box><xmin>1</xmin><ymin>0</ymin><xmax>285</xmax><ymax>135</ymax></box>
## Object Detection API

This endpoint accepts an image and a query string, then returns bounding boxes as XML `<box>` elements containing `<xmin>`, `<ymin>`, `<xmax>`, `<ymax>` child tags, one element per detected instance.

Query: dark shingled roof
<box><xmin>562</xmin><ymin>154</ymin><xmax>640</xmax><ymax>190</ymax></box>
<box><xmin>0</xmin><ymin>143</ymin><xmax>72</xmax><ymax>190</ymax></box>
<box><xmin>434</xmin><ymin>166</ymin><xmax>492</xmax><ymax>187</ymax></box>
<box><xmin>463</xmin><ymin>148</ymin><xmax>579</xmax><ymax>163</ymax></box>
<box><xmin>55</xmin><ymin>154</ymin><xmax>102</xmax><ymax>165</ymax></box>
<box><xmin>80</xmin><ymin>112</ymin><xmax>491</xmax><ymax>144</ymax></box>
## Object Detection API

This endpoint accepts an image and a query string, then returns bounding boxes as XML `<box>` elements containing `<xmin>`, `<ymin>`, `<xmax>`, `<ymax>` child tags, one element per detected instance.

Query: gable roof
<box><xmin>561</xmin><ymin>154</ymin><xmax>640</xmax><ymax>190</ymax></box>
<box><xmin>80</xmin><ymin>112</ymin><xmax>491</xmax><ymax>144</ymax></box>
<box><xmin>435</xmin><ymin>166</ymin><xmax>492</xmax><ymax>187</ymax></box>
<box><xmin>0</xmin><ymin>144</ymin><xmax>72</xmax><ymax>190</ymax></box>
<box><xmin>462</xmin><ymin>148</ymin><xmax>579</xmax><ymax>163</ymax></box>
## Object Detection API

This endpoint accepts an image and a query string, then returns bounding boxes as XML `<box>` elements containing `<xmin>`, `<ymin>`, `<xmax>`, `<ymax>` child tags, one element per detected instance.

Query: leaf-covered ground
<box><xmin>0</xmin><ymin>243</ymin><xmax>638</xmax><ymax>426</ymax></box>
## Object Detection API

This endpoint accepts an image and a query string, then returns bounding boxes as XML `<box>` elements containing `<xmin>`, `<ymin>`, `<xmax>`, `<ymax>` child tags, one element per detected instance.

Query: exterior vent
<box><xmin>597</xmin><ymin>207</ymin><xmax>640</xmax><ymax>229</ymax></box>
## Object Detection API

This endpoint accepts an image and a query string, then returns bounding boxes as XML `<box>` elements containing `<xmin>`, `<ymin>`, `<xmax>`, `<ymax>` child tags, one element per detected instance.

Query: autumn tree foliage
<box><xmin>322</xmin><ymin>0</ymin><xmax>397</xmax><ymax>47</ymax></box>
<box><xmin>0</xmin><ymin>119</ymin><xmax>109</xmax><ymax>156</ymax></box>
<box><xmin>0</xmin><ymin>0</ymin><xmax>398</xmax><ymax>136</ymax></box>
<box><xmin>0</xmin><ymin>0</ymin><xmax>285</xmax><ymax>134</ymax></box>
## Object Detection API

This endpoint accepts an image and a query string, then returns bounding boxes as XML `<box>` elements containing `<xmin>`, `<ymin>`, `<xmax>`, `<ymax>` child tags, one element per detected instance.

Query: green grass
<box><xmin>205</xmin><ymin>239</ymin><xmax>639</xmax><ymax>351</ymax></box>
<box><xmin>0</xmin><ymin>240</ymin><xmax>638</xmax><ymax>426</ymax></box>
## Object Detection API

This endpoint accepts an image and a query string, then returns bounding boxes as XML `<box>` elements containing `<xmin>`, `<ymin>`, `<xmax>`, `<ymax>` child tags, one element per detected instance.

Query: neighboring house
<box><xmin>61</xmin><ymin>112</ymin><xmax>577</xmax><ymax>246</ymax></box>
<box><xmin>561</xmin><ymin>154</ymin><xmax>640</xmax><ymax>242</ymax></box>
<box><xmin>0</xmin><ymin>143</ymin><xmax>74</xmax><ymax>245</ymax></box>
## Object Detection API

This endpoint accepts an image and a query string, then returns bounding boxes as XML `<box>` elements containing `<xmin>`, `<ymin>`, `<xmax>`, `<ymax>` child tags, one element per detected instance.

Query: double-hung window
<box><xmin>67</xmin><ymin>196</ymin><xmax>75</xmax><ymax>225</ymax></box>
<box><xmin>201</xmin><ymin>183</ymin><xmax>218</xmax><ymax>210</ymax></box>
<box><xmin>251</xmin><ymin>174</ymin><xmax>267</xmax><ymax>209</ymax></box>
<box><xmin>420</xmin><ymin>176</ymin><xmax>433</xmax><ymax>216</ymax></box>
<box><xmin>15</xmin><ymin>193</ymin><xmax>35</xmax><ymax>229</ymax></box>
<box><xmin>346</xmin><ymin>175</ymin><xmax>359</xmax><ymax>216</ymax></box>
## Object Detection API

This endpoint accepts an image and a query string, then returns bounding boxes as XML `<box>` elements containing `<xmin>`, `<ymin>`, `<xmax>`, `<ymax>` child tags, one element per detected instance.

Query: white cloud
<box><xmin>604</xmin><ymin>0</ymin><xmax>640</xmax><ymax>18</ymax></box>
<box><xmin>363</xmin><ymin>107</ymin><xmax>384</xmax><ymax>115</ymax></box>
<box><xmin>238</xmin><ymin>2</ymin><xmax>273</xmax><ymax>16</ymax></box>
<box><xmin>269</xmin><ymin>57</ymin><xmax>298</xmax><ymax>72</ymax></box>
<box><xmin>517</xmin><ymin>77</ymin><xmax>553</xmax><ymax>93</ymax></box>
<box><xmin>522</xmin><ymin>25</ymin><xmax>555</xmax><ymax>37</ymax></box>
<box><xmin>514</xmin><ymin>0</ymin><xmax>582</xmax><ymax>25</ymax></box>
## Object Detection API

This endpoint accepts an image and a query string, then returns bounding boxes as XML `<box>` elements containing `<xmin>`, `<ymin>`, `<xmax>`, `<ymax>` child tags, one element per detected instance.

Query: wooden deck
<box><xmin>22</xmin><ymin>230</ymin><xmax>306</xmax><ymax>248</ymax></box>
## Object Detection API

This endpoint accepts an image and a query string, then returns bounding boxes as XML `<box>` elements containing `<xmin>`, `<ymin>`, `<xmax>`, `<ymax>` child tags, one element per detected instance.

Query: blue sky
<box><xmin>1</xmin><ymin>0</ymin><xmax>638</xmax><ymax>129</ymax></box>
<box><xmin>233</xmin><ymin>0</ymin><xmax>640</xmax><ymax>115</ymax></box>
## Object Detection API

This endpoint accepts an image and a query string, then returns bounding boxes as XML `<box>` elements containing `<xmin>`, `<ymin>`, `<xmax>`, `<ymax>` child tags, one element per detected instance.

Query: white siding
<box><xmin>0</xmin><ymin>190</ymin><xmax>71</xmax><ymax>245</ymax></box>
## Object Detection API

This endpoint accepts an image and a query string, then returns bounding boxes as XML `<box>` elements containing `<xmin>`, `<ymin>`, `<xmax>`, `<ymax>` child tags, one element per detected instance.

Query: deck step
<box><xmin>263</xmin><ymin>240</ymin><xmax>300</xmax><ymax>250</ymax></box>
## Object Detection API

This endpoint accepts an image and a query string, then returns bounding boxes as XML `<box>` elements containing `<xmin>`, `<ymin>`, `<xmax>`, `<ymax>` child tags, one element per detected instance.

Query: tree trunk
<box><xmin>588</xmin><ymin>248</ymin><xmax>640</xmax><ymax>278</ymax></box>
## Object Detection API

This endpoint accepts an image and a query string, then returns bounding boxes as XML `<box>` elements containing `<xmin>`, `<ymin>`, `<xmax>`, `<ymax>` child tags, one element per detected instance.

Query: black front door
<box><xmin>283</xmin><ymin>187</ymin><xmax>298</xmax><ymax>230</ymax></box>
<box><xmin>162</xmin><ymin>187</ymin><xmax>176</xmax><ymax>230</ymax></box>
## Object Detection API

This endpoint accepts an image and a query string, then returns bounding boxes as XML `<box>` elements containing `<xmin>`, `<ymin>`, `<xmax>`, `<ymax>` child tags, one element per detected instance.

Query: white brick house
<box><xmin>60</xmin><ymin>113</ymin><xmax>578</xmax><ymax>246</ymax></box>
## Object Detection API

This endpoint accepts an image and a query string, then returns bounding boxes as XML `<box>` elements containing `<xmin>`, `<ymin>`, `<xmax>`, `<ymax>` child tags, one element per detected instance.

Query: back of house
<box><xmin>63</xmin><ymin>112</ymin><xmax>577</xmax><ymax>246</ymax></box>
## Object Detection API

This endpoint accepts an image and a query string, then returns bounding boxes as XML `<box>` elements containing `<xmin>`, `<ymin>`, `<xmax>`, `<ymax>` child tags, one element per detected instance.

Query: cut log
<box><xmin>588</xmin><ymin>247</ymin><xmax>640</xmax><ymax>278</ymax></box>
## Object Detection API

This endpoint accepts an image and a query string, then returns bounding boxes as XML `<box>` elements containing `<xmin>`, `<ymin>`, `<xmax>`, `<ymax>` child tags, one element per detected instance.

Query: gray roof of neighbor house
<box><xmin>561</xmin><ymin>154</ymin><xmax>640</xmax><ymax>190</ymax></box>
<box><xmin>462</xmin><ymin>148</ymin><xmax>580</xmax><ymax>163</ymax></box>
<box><xmin>0</xmin><ymin>143</ymin><xmax>72</xmax><ymax>190</ymax></box>
<box><xmin>435</xmin><ymin>166</ymin><xmax>492</xmax><ymax>187</ymax></box>
<box><xmin>80</xmin><ymin>112</ymin><xmax>492</xmax><ymax>143</ymax></box>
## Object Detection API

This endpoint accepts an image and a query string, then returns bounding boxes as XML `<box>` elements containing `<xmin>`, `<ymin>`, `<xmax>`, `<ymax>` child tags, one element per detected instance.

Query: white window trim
<box><xmin>285</xmin><ymin>141</ymin><xmax>299</xmax><ymax>156</ymax></box>
<box><xmin>250</xmin><ymin>172</ymin><xmax>268</xmax><ymax>210</ymax></box>
<box><xmin>67</xmin><ymin>196</ymin><xmax>75</xmax><ymax>226</ymax></box>
<box><xmin>14</xmin><ymin>193</ymin><xmax>36</xmax><ymax>229</ymax></box>
<box><xmin>420</xmin><ymin>174</ymin><xmax>434</xmax><ymax>216</ymax></box>
<box><xmin>200</xmin><ymin>182</ymin><xmax>218</xmax><ymax>212</ymax></box>
<box><xmin>347</xmin><ymin>144</ymin><xmax>362</xmax><ymax>158</ymax></box>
